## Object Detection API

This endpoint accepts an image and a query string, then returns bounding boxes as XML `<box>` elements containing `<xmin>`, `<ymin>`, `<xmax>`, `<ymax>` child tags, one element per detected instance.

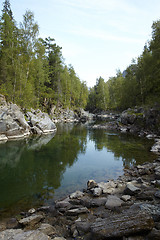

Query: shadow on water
<box><xmin>0</xmin><ymin>123</ymin><xmax>156</xmax><ymax>218</ymax></box>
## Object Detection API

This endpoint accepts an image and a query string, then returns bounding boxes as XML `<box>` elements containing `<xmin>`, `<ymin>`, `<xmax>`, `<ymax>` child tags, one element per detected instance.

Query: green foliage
<box><xmin>0</xmin><ymin>0</ymin><xmax>88</xmax><ymax>111</ymax></box>
<box><xmin>87</xmin><ymin>19</ymin><xmax>160</xmax><ymax>111</ymax></box>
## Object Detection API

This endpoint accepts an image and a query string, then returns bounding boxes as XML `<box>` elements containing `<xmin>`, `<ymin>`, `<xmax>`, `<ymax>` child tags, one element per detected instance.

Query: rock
<box><xmin>80</xmin><ymin>196</ymin><xmax>107</xmax><ymax>208</ymax></box>
<box><xmin>76</xmin><ymin>221</ymin><xmax>91</xmax><ymax>234</ymax></box>
<box><xmin>53</xmin><ymin>237</ymin><xmax>66</xmax><ymax>240</ymax></box>
<box><xmin>38</xmin><ymin>223</ymin><xmax>56</xmax><ymax>236</ymax></box>
<box><xmin>105</xmin><ymin>195</ymin><xmax>123</xmax><ymax>210</ymax></box>
<box><xmin>124</xmin><ymin>236</ymin><xmax>145</xmax><ymax>240</ymax></box>
<box><xmin>121</xmin><ymin>195</ymin><xmax>131</xmax><ymax>202</ymax></box>
<box><xmin>0</xmin><ymin>229</ymin><xmax>51</xmax><ymax>240</ymax></box>
<box><xmin>90</xmin><ymin>210</ymin><xmax>154</xmax><ymax>239</ymax></box>
<box><xmin>91</xmin><ymin>187</ymin><xmax>102</xmax><ymax>197</ymax></box>
<box><xmin>97</xmin><ymin>180</ymin><xmax>117</xmax><ymax>194</ymax></box>
<box><xmin>155</xmin><ymin>190</ymin><xmax>160</xmax><ymax>199</ymax></box>
<box><xmin>139</xmin><ymin>204</ymin><xmax>160</xmax><ymax>222</ymax></box>
<box><xmin>28</xmin><ymin>208</ymin><xmax>36</xmax><ymax>214</ymax></box>
<box><xmin>69</xmin><ymin>191</ymin><xmax>84</xmax><ymax>199</ymax></box>
<box><xmin>26</xmin><ymin>109</ymin><xmax>56</xmax><ymax>134</ymax></box>
<box><xmin>151</xmin><ymin>139</ymin><xmax>160</xmax><ymax>153</ymax></box>
<box><xmin>0</xmin><ymin>134</ymin><xmax>8</xmax><ymax>142</ymax></box>
<box><xmin>6</xmin><ymin>218</ymin><xmax>19</xmax><ymax>229</ymax></box>
<box><xmin>55</xmin><ymin>197</ymin><xmax>71</xmax><ymax>209</ymax></box>
<box><xmin>155</xmin><ymin>166</ymin><xmax>160</xmax><ymax>179</ymax></box>
<box><xmin>66</xmin><ymin>207</ymin><xmax>89</xmax><ymax>216</ymax></box>
<box><xmin>147</xmin><ymin>228</ymin><xmax>160</xmax><ymax>240</ymax></box>
<box><xmin>87</xmin><ymin>180</ymin><xmax>97</xmax><ymax>189</ymax></box>
<box><xmin>19</xmin><ymin>214</ymin><xmax>44</xmax><ymax>227</ymax></box>
<box><xmin>124</xmin><ymin>182</ymin><xmax>141</xmax><ymax>195</ymax></box>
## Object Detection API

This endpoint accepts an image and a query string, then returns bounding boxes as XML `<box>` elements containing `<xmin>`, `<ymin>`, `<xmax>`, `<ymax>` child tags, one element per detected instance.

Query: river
<box><xmin>0</xmin><ymin>123</ymin><xmax>156</xmax><ymax>218</ymax></box>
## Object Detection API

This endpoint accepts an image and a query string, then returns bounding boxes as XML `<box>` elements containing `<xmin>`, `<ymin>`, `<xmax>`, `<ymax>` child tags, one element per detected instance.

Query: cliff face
<box><xmin>0</xmin><ymin>95</ymin><xmax>56</xmax><ymax>142</ymax></box>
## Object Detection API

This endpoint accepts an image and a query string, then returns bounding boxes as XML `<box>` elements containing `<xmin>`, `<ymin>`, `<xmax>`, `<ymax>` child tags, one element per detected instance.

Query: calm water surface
<box><xmin>0</xmin><ymin>123</ymin><xmax>156</xmax><ymax>218</ymax></box>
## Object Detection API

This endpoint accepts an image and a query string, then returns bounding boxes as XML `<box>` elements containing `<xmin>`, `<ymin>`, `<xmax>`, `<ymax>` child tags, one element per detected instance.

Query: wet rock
<box><xmin>105</xmin><ymin>195</ymin><xmax>123</xmax><ymax>210</ymax></box>
<box><xmin>90</xmin><ymin>210</ymin><xmax>154</xmax><ymax>239</ymax></box>
<box><xmin>124</xmin><ymin>182</ymin><xmax>141</xmax><ymax>195</ymax></box>
<box><xmin>0</xmin><ymin>229</ymin><xmax>51</xmax><ymax>240</ymax></box>
<box><xmin>69</xmin><ymin>191</ymin><xmax>84</xmax><ymax>199</ymax></box>
<box><xmin>19</xmin><ymin>214</ymin><xmax>44</xmax><ymax>227</ymax></box>
<box><xmin>87</xmin><ymin>180</ymin><xmax>97</xmax><ymax>189</ymax></box>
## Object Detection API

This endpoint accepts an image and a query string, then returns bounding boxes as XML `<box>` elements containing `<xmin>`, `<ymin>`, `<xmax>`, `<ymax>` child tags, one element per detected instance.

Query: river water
<box><xmin>0</xmin><ymin>123</ymin><xmax>156</xmax><ymax>218</ymax></box>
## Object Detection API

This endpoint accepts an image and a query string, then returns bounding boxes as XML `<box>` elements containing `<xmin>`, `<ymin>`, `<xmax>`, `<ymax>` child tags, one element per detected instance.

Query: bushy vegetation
<box><xmin>0</xmin><ymin>0</ymin><xmax>88</xmax><ymax>110</ymax></box>
<box><xmin>87</xmin><ymin>21</ymin><xmax>160</xmax><ymax>111</ymax></box>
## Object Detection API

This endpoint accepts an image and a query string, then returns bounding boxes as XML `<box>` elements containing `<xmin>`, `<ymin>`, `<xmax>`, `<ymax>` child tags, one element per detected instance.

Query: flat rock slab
<box><xmin>90</xmin><ymin>210</ymin><xmax>154</xmax><ymax>239</ymax></box>
<box><xmin>0</xmin><ymin>229</ymin><xmax>51</xmax><ymax>240</ymax></box>
<box><xmin>19</xmin><ymin>214</ymin><xmax>44</xmax><ymax>227</ymax></box>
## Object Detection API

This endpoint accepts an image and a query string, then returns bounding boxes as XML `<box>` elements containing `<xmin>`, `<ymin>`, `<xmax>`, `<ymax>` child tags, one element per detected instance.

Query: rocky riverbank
<box><xmin>0</xmin><ymin>157</ymin><xmax>160</xmax><ymax>239</ymax></box>
<box><xmin>0</xmin><ymin>95</ymin><xmax>56</xmax><ymax>142</ymax></box>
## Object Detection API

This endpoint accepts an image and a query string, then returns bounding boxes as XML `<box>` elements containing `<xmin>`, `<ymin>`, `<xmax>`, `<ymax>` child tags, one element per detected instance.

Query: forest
<box><xmin>0</xmin><ymin>0</ymin><xmax>160</xmax><ymax>113</ymax></box>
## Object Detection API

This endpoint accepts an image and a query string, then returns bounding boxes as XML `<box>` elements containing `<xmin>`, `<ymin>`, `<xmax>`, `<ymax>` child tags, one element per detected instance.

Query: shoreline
<box><xmin>0</xmin><ymin>156</ymin><xmax>160</xmax><ymax>239</ymax></box>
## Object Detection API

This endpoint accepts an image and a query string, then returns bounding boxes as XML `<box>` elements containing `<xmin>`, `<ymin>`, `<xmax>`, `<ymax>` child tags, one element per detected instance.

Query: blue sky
<box><xmin>1</xmin><ymin>0</ymin><xmax>160</xmax><ymax>87</ymax></box>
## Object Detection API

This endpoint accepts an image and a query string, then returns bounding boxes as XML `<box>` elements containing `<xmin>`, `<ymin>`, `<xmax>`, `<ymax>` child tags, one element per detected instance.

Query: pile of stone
<box><xmin>0</xmin><ymin>95</ymin><xmax>56</xmax><ymax>142</ymax></box>
<box><xmin>1</xmin><ymin>159</ymin><xmax>160</xmax><ymax>239</ymax></box>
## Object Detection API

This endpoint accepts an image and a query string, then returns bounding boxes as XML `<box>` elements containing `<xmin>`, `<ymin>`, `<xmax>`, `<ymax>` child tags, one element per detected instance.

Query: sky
<box><xmin>1</xmin><ymin>0</ymin><xmax>160</xmax><ymax>87</ymax></box>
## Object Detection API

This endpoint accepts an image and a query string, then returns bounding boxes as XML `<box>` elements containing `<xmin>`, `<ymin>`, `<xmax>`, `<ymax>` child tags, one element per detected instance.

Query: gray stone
<box><xmin>139</xmin><ymin>204</ymin><xmax>160</xmax><ymax>221</ymax></box>
<box><xmin>53</xmin><ymin>237</ymin><xmax>66</xmax><ymax>240</ymax></box>
<box><xmin>55</xmin><ymin>197</ymin><xmax>71</xmax><ymax>209</ymax></box>
<box><xmin>26</xmin><ymin>109</ymin><xmax>56</xmax><ymax>134</ymax></box>
<box><xmin>90</xmin><ymin>210</ymin><xmax>154</xmax><ymax>239</ymax></box>
<box><xmin>105</xmin><ymin>195</ymin><xmax>123</xmax><ymax>210</ymax></box>
<box><xmin>121</xmin><ymin>195</ymin><xmax>131</xmax><ymax>202</ymax></box>
<box><xmin>124</xmin><ymin>182</ymin><xmax>141</xmax><ymax>195</ymax></box>
<box><xmin>69</xmin><ymin>191</ymin><xmax>84</xmax><ymax>199</ymax></box>
<box><xmin>80</xmin><ymin>196</ymin><xmax>107</xmax><ymax>208</ymax></box>
<box><xmin>38</xmin><ymin>223</ymin><xmax>56</xmax><ymax>236</ymax></box>
<box><xmin>155</xmin><ymin>190</ymin><xmax>160</xmax><ymax>199</ymax></box>
<box><xmin>66</xmin><ymin>207</ymin><xmax>89</xmax><ymax>216</ymax></box>
<box><xmin>19</xmin><ymin>214</ymin><xmax>44</xmax><ymax>227</ymax></box>
<box><xmin>98</xmin><ymin>180</ymin><xmax>117</xmax><ymax>194</ymax></box>
<box><xmin>0</xmin><ymin>229</ymin><xmax>51</xmax><ymax>240</ymax></box>
<box><xmin>91</xmin><ymin>187</ymin><xmax>102</xmax><ymax>197</ymax></box>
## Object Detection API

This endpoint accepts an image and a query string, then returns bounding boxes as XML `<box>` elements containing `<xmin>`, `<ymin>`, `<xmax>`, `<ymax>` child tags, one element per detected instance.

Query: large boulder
<box><xmin>0</xmin><ymin>99</ymin><xmax>30</xmax><ymax>140</ymax></box>
<box><xmin>26</xmin><ymin>109</ymin><xmax>56</xmax><ymax>134</ymax></box>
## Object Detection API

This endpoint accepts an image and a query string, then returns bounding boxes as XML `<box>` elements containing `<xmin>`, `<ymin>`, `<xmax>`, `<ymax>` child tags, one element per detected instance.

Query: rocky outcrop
<box><xmin>1</xmin><ymin>159</ymin><xmax>160</xmax><ymax>239</ymax></box>
<box><xmin>0</xmin><ymin>95</ymin><xmax>56</xmax><ymax>142</ymax></box>
<box><xmin>118</xmin><ymin>106</ymin><xmax>160</xmax><ymax>136</ymax></box>
<box><xmin>26</xmin><ymin>109</ymin><xmax>56</xmax><ymax>134</ymax></box>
